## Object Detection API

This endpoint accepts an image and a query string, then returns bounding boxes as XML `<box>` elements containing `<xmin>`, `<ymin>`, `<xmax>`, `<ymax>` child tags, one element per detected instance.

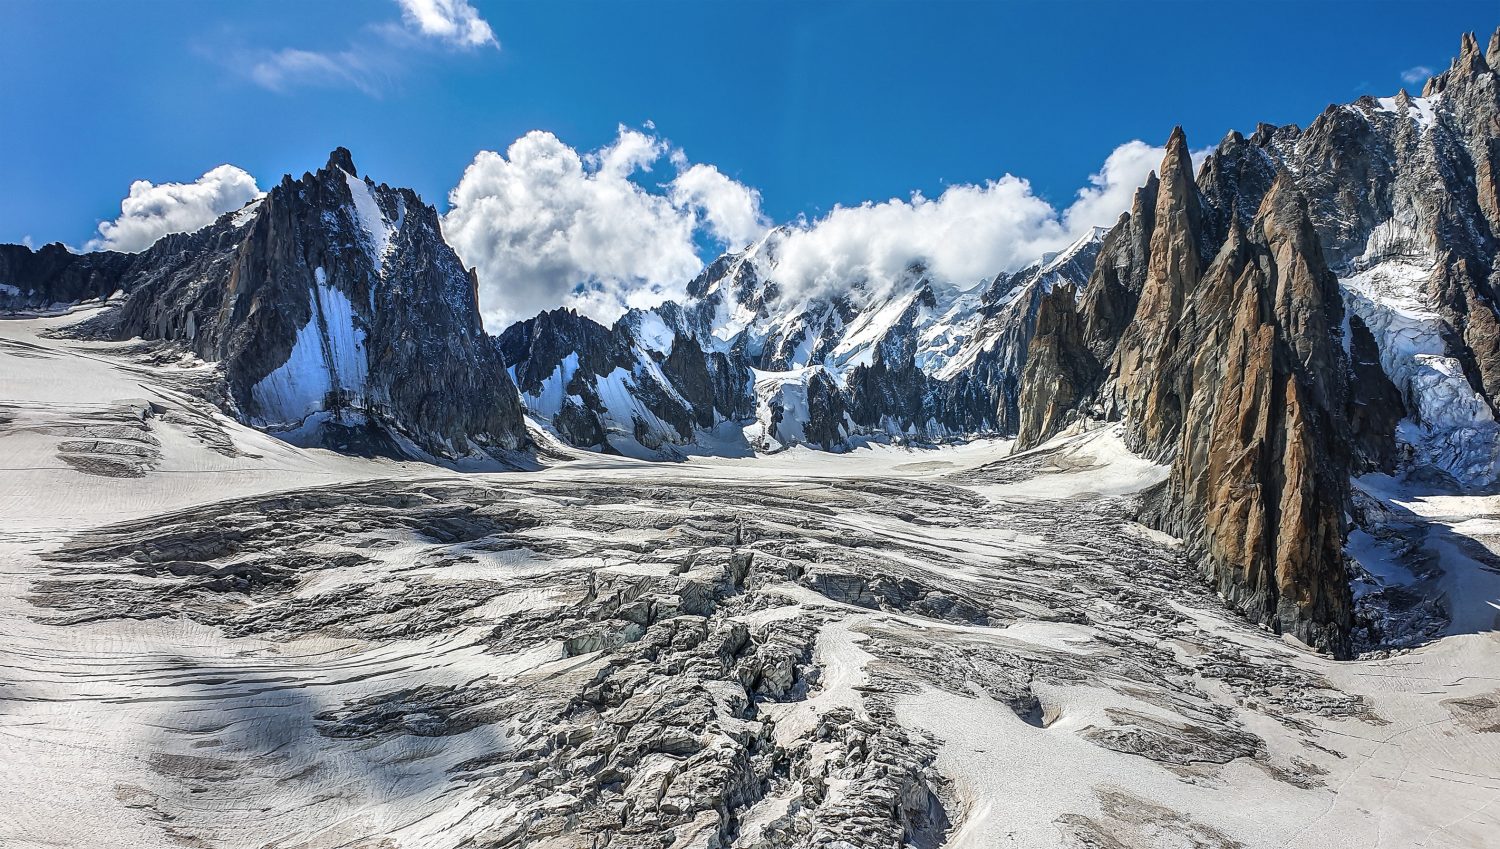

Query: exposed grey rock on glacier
<box><xmin>18</xmin><ymin>439</ymin><xmax>1386</xmax><ymax>848</ymax></box>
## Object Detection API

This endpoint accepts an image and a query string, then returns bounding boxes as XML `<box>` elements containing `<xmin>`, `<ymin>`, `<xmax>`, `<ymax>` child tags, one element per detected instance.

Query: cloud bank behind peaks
<box><xmin>86</xmin><ymin>165</ymin><xmax>262</xmax><ymax>253</ymax></box>
<box><xmin>770</xmin><ymin>139</ymin><xmax>1210</xmax><ymax>302</ymax></box>
<box><xmin>443</xmin><ymin>126</ymin><xmax>767</xmax><ymax>329</ymax></box>
<box><xmin>447</xmin><ymin>126</ymin><xmax>1208</xmax><ymax>330</ymax></box>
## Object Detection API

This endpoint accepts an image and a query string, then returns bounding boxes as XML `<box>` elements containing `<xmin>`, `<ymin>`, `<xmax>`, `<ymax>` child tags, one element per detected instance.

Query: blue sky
<box><xmin>2</xmin><ymin>0</ymin><xmax>1495</xmax><ymax>324</ymax></box>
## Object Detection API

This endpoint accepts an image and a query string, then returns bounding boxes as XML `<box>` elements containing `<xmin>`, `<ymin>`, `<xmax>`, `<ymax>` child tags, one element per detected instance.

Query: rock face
<box><xmin>0</xmin><ymin>242</ymin><xmax>137</xmax><ymax>309</ymax></box>
<box><xmin>1017</xmin><ymin>29</ymin><xmax>1500</xmax><ymax>656</ymax></box>
<box><xmin>496</xmin><ymin>307</ymin><xmax>752</xmax><ymax>455</ymax></box>
<box><xmin>1</xmin><ymin>150</ymin><xmax>529</xmax><ymax>462</ymax></box>
<box><xmin>1017</xmin><ymin>133</ymin><xmax>1361</xmax><ymax>655</ymax></box>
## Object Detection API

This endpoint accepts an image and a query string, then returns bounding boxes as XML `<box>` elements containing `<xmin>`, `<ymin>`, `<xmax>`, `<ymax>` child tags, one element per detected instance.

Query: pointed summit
<box><xmin>1488</xmin><ymin>25</ymin><xmax>1500</xmax><ymax>70</ymax></box>
<box><xmin>1156</xmin><ymin>127</ymin><xmax>1201</xmax><ymax>229</ymax></box>
<box><xmin>1153</xmin><ymin>128</ymin><xmax>1203</xmax><ymax>262</ymax></box>
<box><xmin>1461</xmin><ymin>30</ymin><xmax>1480</xmax><ymax>58</ymax></box>
<box><xmin>1458</xmin><ymin>30</ymin><xmax>1490</xmax><ymax>74</ymax></box>
<box><xmin>1129</xmin><ymin>170</ymin><xmax>1160</xmax><ymax>224</ymax></box>
<box><xmin>1428</xmin><ymin>29</ymin><xmax>1494</xmax><ymax>94</ymax></box>
<box><xmin>1161</xmin><ymin>127</ymin><xmax>1194</xmax><ymax>182</ymax></box>
<box><xmin>327</xmin><ymin>147</ymin><xmax>358</xmax><ymax>177</ymax></box>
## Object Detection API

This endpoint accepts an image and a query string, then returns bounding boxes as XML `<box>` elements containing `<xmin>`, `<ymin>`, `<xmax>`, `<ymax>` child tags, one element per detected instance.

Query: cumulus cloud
<box><xmin>396</xmin><ymin>0</ymin><xmax>498</xmax><ymax>49</ymax></box>
<box><xmin>443</xmin><ymin>126</ymin><xmax>765</xmax><ymax>329</ymax></box>
<box><xmin>1401</xmin><ymin>65</ymin><xmax>1434</xmax><ymax>85</ymax></box>
<box><xmin>86</xmin><ymin>165</ymin><xmax>263</xmax><ymax>253</ymax></box>
<box><xmin>1060</xmin><ymin>140</ymin><xmax>1212</xmax><ymax>234</ymax></box>
<box><xmin>772</xmin><ymin>177</ymin><xmax>1069</xmax><ymax>300</ymax></box>
<box><xmin>1063</xmin><ymin>140</ymin><xmax>1167</xmax><ymax>234</ymax></box>
<box><xmin>670</xmin><ymin>163</ymin><xmax>768</xmax><ymax>248</ymax></box>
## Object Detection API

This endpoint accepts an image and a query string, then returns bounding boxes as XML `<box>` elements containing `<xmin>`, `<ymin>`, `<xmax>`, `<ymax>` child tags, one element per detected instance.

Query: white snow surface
<box><xmin>230</xmin><ymin>197</ymin><xmax>263</xmax><ymax>228</ymax></box>
<box><xmin>516</xmin><ymin>352</ymin><xmax>580</xmax><ymax>420</ymax></box>
<box><xmin>631</xmin><ymin>309</ymin><xmax>677</xmax><ymax>353</ymax></box>
<box><xmin>1374</xmin><ymin>95</ymin><xmax>1438</xmax><ymax>129</ymax></box>
<box><xmin>3</xmin><ymin>313</ymin><xmax>1499</xmax><ymax>849</ymax></box>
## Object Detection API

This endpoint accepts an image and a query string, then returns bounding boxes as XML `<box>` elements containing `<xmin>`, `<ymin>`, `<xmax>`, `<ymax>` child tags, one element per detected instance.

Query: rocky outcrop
<box><xmin>1019</xmin><ymin>134</ymin><xmax>1360</xmax><ymax>655</ymax></box>
<box><xmin>2</xmin><ymin>150</ymin><xmax>529</xmax><ymax>462</ymax></box>
<box><xmin>497</xmin><ymin>307</ymin><xmax>752</xmax><ymax>455</ymax></box>
<box><xmin>0</xmin><ymin>243</ymin><xmax>136</xmax><ymax>309</ymax></box>
<box><xmin>1153</xmin><ymin>182</ymin><xmax>1357</xmax><ymax>656</ymax></box>
<box><xmin>1013</xmin><ymin>282</ymin><xmax>1094</xmax><ymax>448</ymax></box>
<box><xmin>1015</xmin><ymin>29</ymin><xmax>1500</xmax><ymax>654</ymax></box>
<box><xmin>1109</xmin><ymin>128</ymin><xmax>1210</xmax><ymax>457</ymax></box>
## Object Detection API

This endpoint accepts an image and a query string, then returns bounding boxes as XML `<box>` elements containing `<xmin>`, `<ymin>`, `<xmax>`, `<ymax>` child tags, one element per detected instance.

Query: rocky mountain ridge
<box><xmin>499</xmin><ymin>225</ymin><xmax>1103</xmax><ymax>457</ymax></box>
<box><xmin>1017</xmin><ymin>29</ymin><xmax>1500</xmax><ymax>655</ymax></box>
<box><xmin>1</xmin><ymin>149</ymin><xmax>529</xmax><ymax>464</ymax></box>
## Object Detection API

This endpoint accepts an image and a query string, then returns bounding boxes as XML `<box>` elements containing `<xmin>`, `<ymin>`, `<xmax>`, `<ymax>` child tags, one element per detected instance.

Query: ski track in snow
<box><xmin>2</xmin><ymin>311</ymin><xmax>1499</xmax><ymax>849</ymax></box>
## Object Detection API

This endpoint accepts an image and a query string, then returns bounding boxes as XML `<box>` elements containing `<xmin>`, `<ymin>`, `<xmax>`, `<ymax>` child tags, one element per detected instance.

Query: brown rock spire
<box><xmin>1110</xmin><ymin>127</ymin><xmax>1207</xmax><ymax>455</ymax></box>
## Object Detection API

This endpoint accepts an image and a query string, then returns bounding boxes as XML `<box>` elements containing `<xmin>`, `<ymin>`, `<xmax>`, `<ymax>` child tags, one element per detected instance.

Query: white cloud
<box><xmin>1062</xmin><ymin>140</ymin><xmax>1165</xmax><ymax>234</ymax></box>
<box><xmin>670</xmin><ymin>163</ymin><xmax>768</xmax><ymax>248</ymax></box>
<box><xmin>444</xmin><ymin>127</ymin><xmax>766</xmax><ymax>329</ymax></box>
<box><xmin>396</xmin><ymin>0</ymin><xmax>497</xmax><ymax>49</ymax></box>
<box><xmin>771</xmin><ymin>139</ymin><xmax>1206</xmax><ymax>302</ymax></box>
<box><xmin>445</xmin><ymin>127</ymin><xmax>743</xmax><ymax>329</ymax></box>
<box><xmin>1062</xmin><ymin>140</ymin><xmax>1212</xmax><ymax>235</ymax></box>
<box><xmin>1401</xmin><ymin>65</ymin><xmax>1433</xmax><ymax>85</ymax></box>
<box><xmin>86</xmin><ymin>165</ymin><xmax>263</xmax><ymax>253</ymax></box>
<box><xmin>773</xmin><ymin>177</ymin><xmax>1069</xmax><ymax>301</ymax></box>
<box><xmin>589</xmin><ymin>126</ymin><xmax>665</xmax><ymax>177</ymax></box>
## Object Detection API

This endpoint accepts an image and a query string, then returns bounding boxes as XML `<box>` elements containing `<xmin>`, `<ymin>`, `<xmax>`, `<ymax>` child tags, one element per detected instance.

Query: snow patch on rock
<box><xmin>1341</xmin><ymin>237</ymin><xmax>1500</xmax><ymax>486</ymax></box>
<box><xmin>230</xmin><ymin>197</ymin><xmax>263</xmax><ymax>228</ymax></box>
<box><xmin>250</xmin><ymin>275</ymin><xmax>369</xmax><ymax>429</ymax></box>
<box><xmin>343</xmin><ymin>172</ymin><xmax>395</xmax><ymax>265</ymax></box>
<box><xmin>518</xmin><ymin>353</ymin><xmax>580</xmax><ymax>420</ymax></box>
